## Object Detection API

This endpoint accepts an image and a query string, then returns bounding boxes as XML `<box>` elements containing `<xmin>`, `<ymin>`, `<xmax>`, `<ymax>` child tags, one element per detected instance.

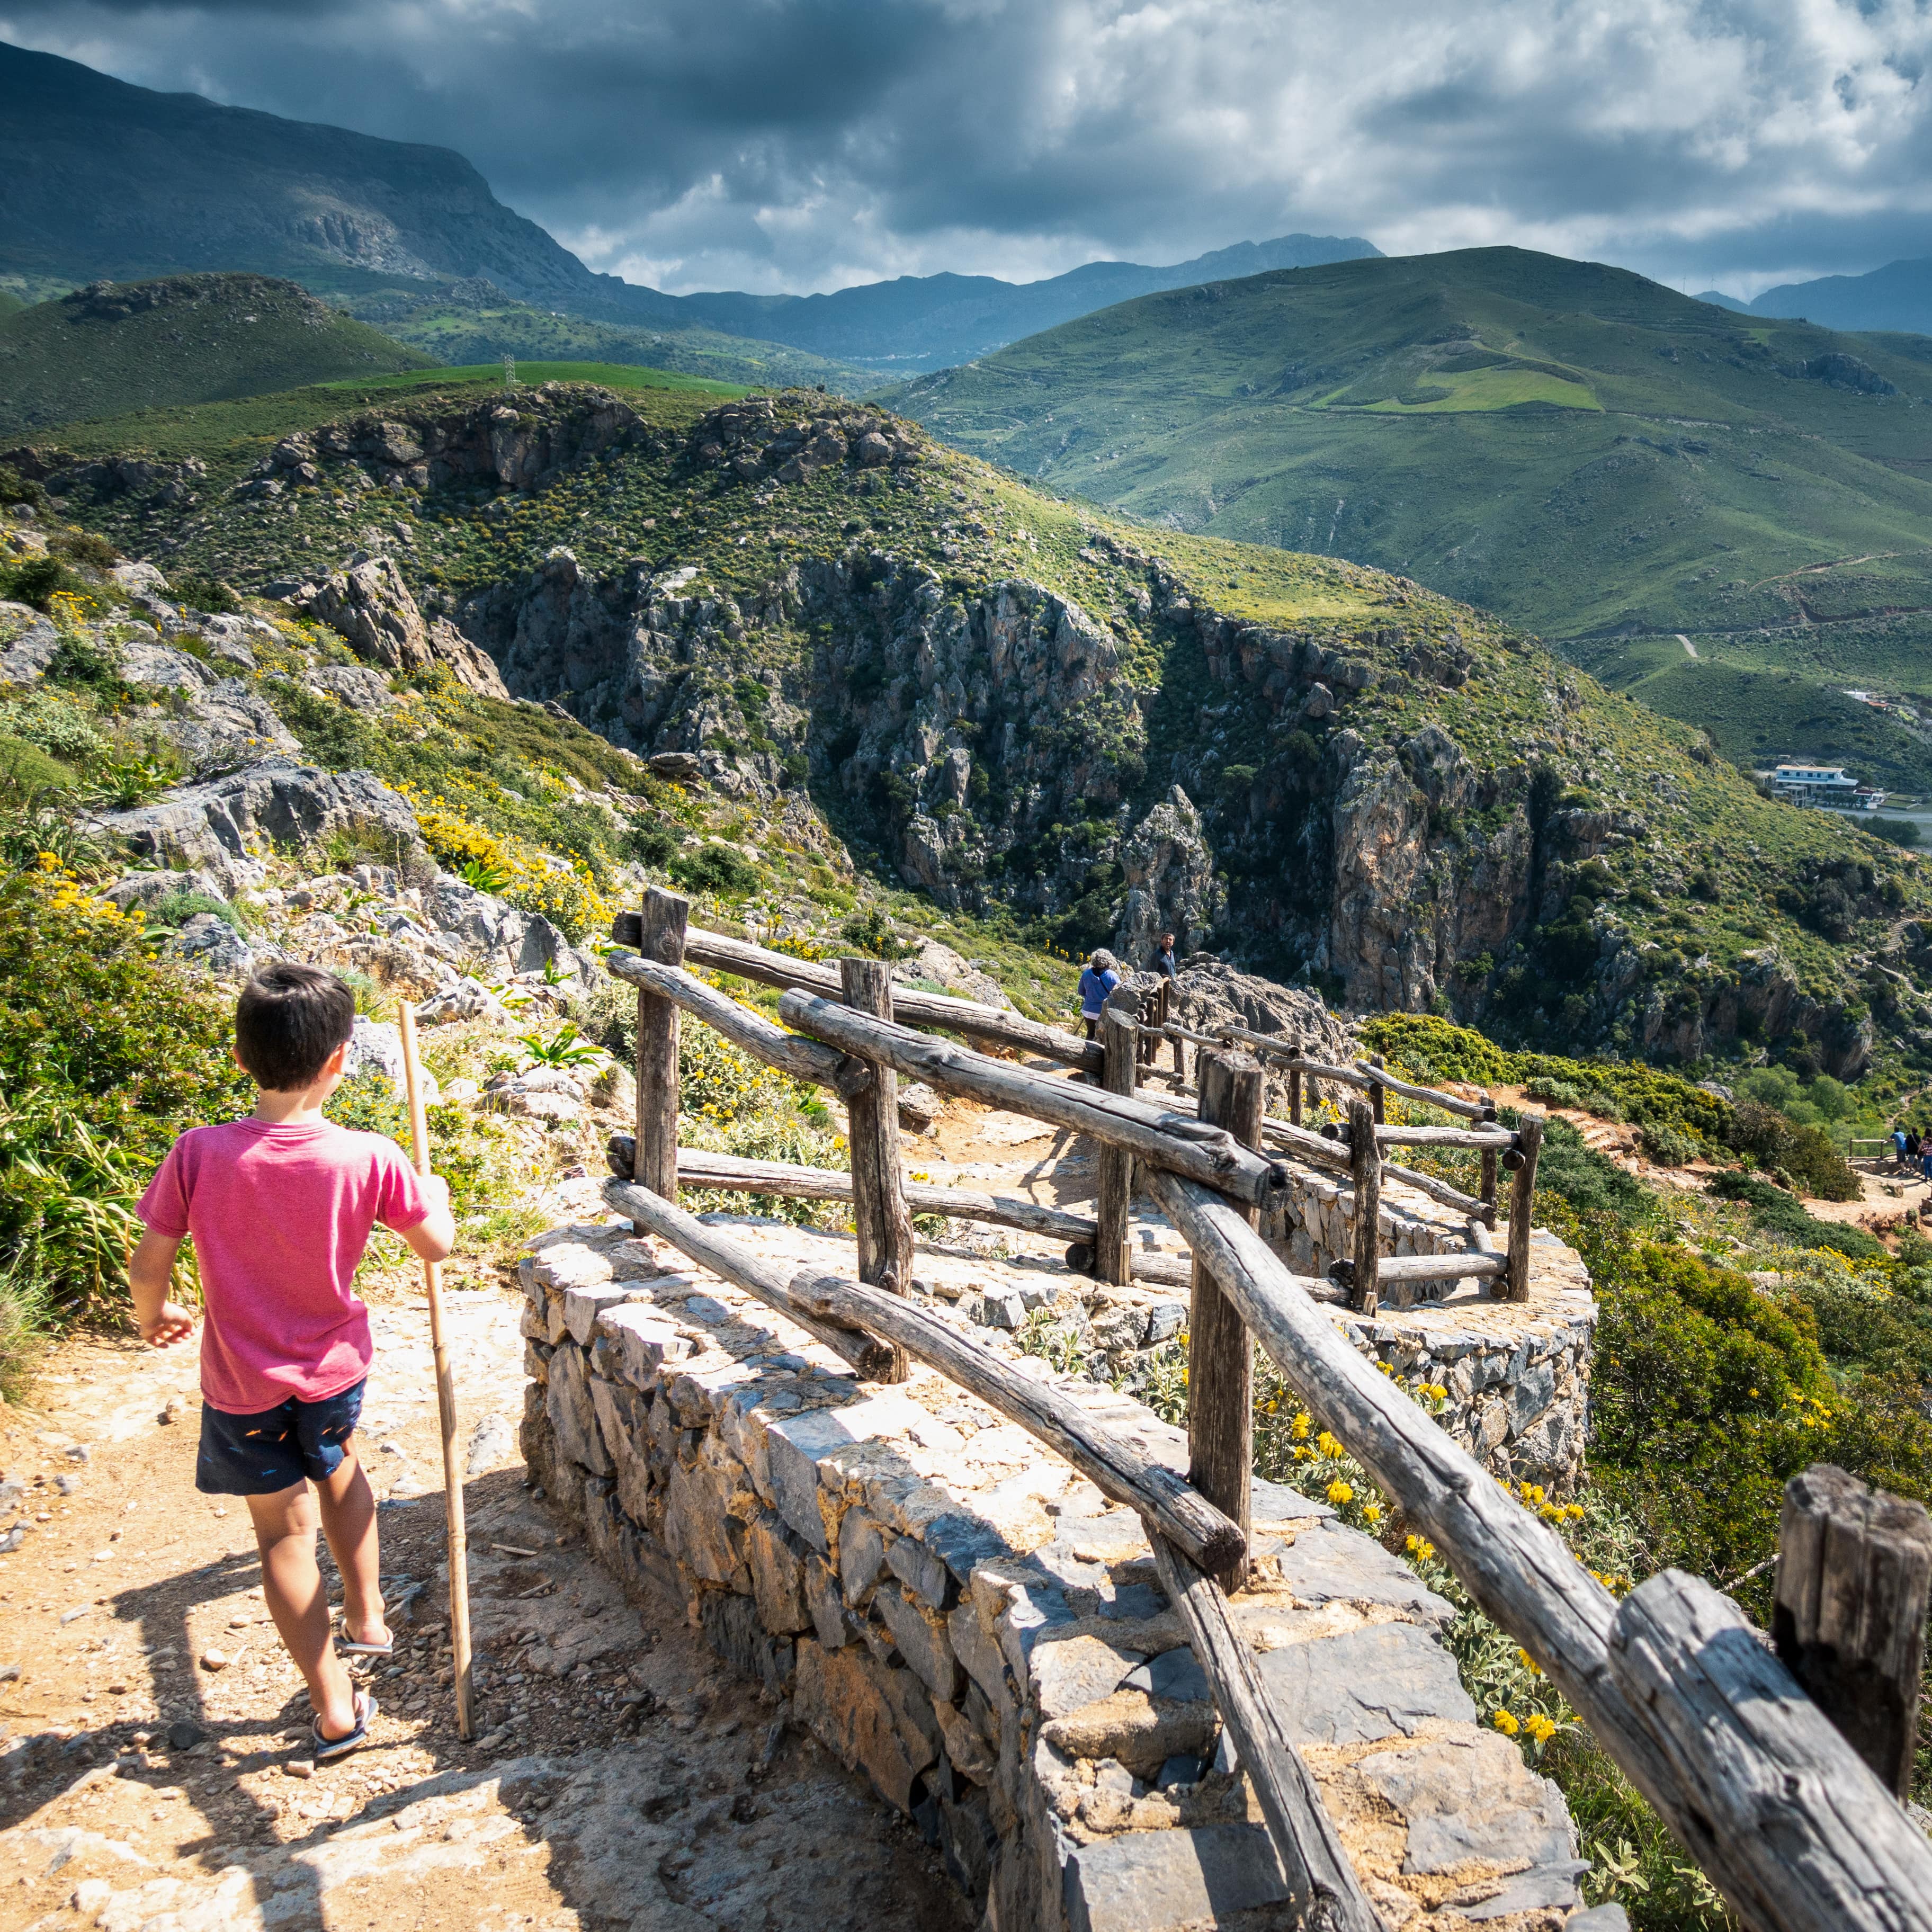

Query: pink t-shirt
<box><xmin>138</xmin><ymin>1118</ymin><xmax>430</xmax><ymax>1414</ymax></box>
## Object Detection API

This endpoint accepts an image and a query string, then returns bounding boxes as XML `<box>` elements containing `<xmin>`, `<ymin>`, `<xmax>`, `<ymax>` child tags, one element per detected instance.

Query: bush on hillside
<box><xmin>0</xmin><ymin>554</ymin><xmax>85</xmax><ymax>612</ymax></box>
<box><xmin>1704</xmin><ymin>1170</ymin><xmax>1881</xmax><ymax>1255</ymax></box>
<box><xmin>1728</xmin><ymin>1099</ymin><xmax>1859</xmax><ymax>1199</ymax></box>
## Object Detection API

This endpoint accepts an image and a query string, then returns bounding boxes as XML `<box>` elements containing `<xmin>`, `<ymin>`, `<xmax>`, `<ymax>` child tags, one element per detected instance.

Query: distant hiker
<box><xmin>1155</xmin><ymin>931</ymin><xmax>1178</xmax><ymax>981</ymax></box>
<box><xmin>1079</xmin><ymin>948</ymin><xmax>1122</xmax><ymax>1041</ymax></box>
<box><xmin>128</xmin><ymin>963</ymin><xmax>456</xmax><ymax>1765</ymax></box>
<box><xmin>1909</xmin><ymin>1128</ymin><xmax>1922</xmax><ymax>1167</ymax></box>
<box><xmin>1894</xmin><ymin>1125</ymin><xmax>1911</xmax><ymax>1170</ymax></box>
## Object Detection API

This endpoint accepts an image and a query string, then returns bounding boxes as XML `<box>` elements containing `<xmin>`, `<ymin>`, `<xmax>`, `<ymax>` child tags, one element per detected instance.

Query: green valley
<box><xmin>887</xmin><ymin>246</ymin><xmax>1932</xmax><ymax>789</ymax></box>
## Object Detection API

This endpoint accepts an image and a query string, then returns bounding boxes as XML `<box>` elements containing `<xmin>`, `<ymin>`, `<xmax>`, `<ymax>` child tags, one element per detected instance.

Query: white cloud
<box><xmin>8</xmin><ymin>0</ymin><xmax>1932</xmax><ymax>293</ymax></box>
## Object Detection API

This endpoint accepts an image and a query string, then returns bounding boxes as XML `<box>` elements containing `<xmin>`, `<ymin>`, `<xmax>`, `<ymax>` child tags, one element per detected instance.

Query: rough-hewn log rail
<box><xmin>1158</xmin><ymin>1023</ymin><xmax>1492</xmax><ymax>1121</ymax></box>
<box><xmin>1350</xmin><ymin>1251</ymin><xmax>1506</xmax><ymax>1286</ymax></box>
<box><xmin>605</xmin><ymin>1177</ymin><xmax>1245</xmax><ymax>1576</ymax></box>
<box><xmin>603</xmin><ymin>1177</ymin><xmax>897</xmax><ymax>1381</ymax></box>
<box><xmin>1141</xmin><ymin>1164</ymin><xmax>1932</xmax><ymax>1932</ymax></box>
<box><xmin>1148</xmin><ymin>1537</ymin><xmax>1381</xmax><ymax>1931</ymax></box>
<box><xmin>664</xmin><ymin>1146</ymin><xmax>1098</xmax><ymax>1241</ymax></box>
<box><xmin>612</xmin><ymin>915</ymin><xmax>1104</xmax><ymax>1073</ymax></box>
<box><xmin>1380</xmin><ymin>1158</ymin><xmax>1487</xmax><ymax>1219</ymax></box>
<box><xmin>606</xmin><ymin>951</ymin><xmax>874</xmax><ymax>1099</ymax></box>
<box><xmin>776</xmin><ymin>990</ymin><xmax>1293</xmax><ymax>1211</ymax></box>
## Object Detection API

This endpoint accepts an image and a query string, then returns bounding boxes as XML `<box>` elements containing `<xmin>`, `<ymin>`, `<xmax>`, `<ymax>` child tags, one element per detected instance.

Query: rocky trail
<box><xmin>0</xmin><ymin>1169</ymin><xmax>971</xmax><ymax>1932</ymax></box>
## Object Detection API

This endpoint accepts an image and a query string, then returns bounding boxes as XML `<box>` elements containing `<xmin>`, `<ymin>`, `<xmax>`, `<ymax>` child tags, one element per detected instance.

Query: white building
<box><xmin>1771</xmin><ymin>764</ymin><xmax>1888</xmax><ymax>810</ymax></box>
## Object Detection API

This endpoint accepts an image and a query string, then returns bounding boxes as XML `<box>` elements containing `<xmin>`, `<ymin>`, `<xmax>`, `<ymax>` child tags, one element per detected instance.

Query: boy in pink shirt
<box><xmin>131</xmin><ymin>962</ymin><xmax>455</xmax><ymax>1761</ymax></box>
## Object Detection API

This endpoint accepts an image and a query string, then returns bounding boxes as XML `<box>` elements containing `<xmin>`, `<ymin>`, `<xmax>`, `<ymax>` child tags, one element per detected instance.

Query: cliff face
<box><xmin>50</xmin><ymin>380</ymin><xmax>1915</xmax><ymax>1078</ymax></box>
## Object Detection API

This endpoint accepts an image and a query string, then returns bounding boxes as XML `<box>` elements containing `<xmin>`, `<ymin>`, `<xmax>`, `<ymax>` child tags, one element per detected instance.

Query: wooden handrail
<box><xmin>613</xmin><ymin>915</ymin><xmax>1104</xmax><ymax>1072</ymax></box>
<box><xmin>776</xmin><ymin>989</ymin><xmax>1293</xmax><ymax>1211</ymax></box>
<box><xmin>1141</xmin><ymin>1163</ymin><xmax>1932</xmax><ymax>1932</ymax></box>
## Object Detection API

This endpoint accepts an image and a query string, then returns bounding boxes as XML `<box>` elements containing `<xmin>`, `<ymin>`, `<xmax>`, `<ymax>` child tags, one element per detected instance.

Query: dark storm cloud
<box><xmin>8</xmin><ymin>0</ymin><xmax>1932</xmax><ymax>296</ymax></box>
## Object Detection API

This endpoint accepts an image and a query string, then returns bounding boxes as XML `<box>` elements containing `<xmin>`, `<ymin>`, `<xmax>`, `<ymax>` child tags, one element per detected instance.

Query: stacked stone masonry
<box><xmin>519</xmin><ymin>1215</ymin><xmax>1611</xmax><ymax>1930</ymax></box>
<box><xmin>1267</xmin><ymin>1165</ymin><xmax>1597</xmax><ymax>1493</ymax></box>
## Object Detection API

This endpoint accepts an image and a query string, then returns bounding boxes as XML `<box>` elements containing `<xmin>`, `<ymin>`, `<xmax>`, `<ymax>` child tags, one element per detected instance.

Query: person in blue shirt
<box><xmin>1895</xmin><ymin>1125</ymin><xmax>1911</xmax><ymax>1170</ymax></box>
<box><xmin>1078</xmin><ymin>949</ymin><xmax>1121</xmax><ymax>1041</ymax></box>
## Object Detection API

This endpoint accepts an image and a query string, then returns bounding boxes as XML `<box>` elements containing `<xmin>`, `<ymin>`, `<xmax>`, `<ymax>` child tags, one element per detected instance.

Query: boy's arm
<box><xmin>128</xmin><ymin>1228</ymin><xmax>195</xmax><ymax>1347</ymax></box>
<box><xmin>397</xmin><ymin>1174</ymin><xmax>457</xmax><ymax>1266</ymax></box>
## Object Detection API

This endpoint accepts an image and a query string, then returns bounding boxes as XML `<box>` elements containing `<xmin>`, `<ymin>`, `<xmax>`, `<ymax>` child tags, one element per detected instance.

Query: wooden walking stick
<box><xmin>397</xmin><ymin>1002</ymin><xmax>475</xmax><ymax>1742</ymax></box>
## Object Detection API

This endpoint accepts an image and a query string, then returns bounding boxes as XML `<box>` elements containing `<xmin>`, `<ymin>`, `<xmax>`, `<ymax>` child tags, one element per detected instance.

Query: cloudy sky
<box><xmin>7</xmin><ymin>0</ymin><xmax>1932</xmax><ymax>298</ymax></box>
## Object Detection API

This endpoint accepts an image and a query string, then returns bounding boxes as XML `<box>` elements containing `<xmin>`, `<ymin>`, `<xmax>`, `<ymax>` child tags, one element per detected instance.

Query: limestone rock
<box><xmin>97</xmin><ymin>757</ymin><xmax>427</xmax><ymax>894</ymax></box>
<box><xmin>296</xmin><ymin>555</ymin><xmax>507</xmax><ymax>697</ymax></box>
<box><xmin>1115</xmin><ymin>785</ymin><xmax>1222</xmax><ymax>964</ymax></box>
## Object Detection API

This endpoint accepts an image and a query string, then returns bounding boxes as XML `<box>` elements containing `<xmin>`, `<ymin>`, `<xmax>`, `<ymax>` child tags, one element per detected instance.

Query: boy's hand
<box><xmin>139</xmin><ymin>1302</ymin><xmax>196</xmax><ymax>1348</ymax></box>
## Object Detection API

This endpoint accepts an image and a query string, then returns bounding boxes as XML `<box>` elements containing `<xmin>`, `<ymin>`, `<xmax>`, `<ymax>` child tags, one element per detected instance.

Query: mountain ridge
<box><xmin>884</xmin><ymin>244</ymin><xmax>1932</xmax><ymax>791</ymax></box>
<box><xmin>1699</xmin><ymin>257</ymin><xmax>1932</xmax><ymax>335</ymax></box>
<box><xmin>0</xmin><ymin>39</ymin><xmax>1375</xmax><ymax>375</ymax></box>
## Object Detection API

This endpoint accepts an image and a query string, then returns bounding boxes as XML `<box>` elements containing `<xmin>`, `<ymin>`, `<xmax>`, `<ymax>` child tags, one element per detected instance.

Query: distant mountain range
<box><xmin>1698</xmin><ymin>256</ymin><xmax>1932</xmax><ymax>335</ymax></box>
<box><xmin>0</xmin><ymin>39</ymin><xmax>1376</xmax><ymax>374</ymax></box>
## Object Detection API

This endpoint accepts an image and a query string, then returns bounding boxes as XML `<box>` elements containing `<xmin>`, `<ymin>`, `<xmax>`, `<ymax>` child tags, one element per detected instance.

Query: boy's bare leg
<box><xmin>314</xmin><ymin>1444</ymin><xmax>389</xmax><ymax>1649</ymax></box>
<box><xmin>246</xmin><ymin>1481</ymin><xmax>359</xmax><ymax>1740</ymax></box>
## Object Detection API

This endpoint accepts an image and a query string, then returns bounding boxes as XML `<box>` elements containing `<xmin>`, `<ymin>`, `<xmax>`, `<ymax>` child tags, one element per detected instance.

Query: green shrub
<box><xmin>169</xmin><ymin>571</ymin><xmax>243</xmax><ymax>615</ymax></box>
<box><xmin>1525</xmin><ymin>1075</ymin><xmax>1584</xmax><ymax>1108</ymax></box>
<box><xmin>0</xmin><ymin>733</ymin><xmax>76</xmax><ymax>794</ymax></box>
<box><xmin>1728</xmin><ymin>1101</ymin><xmax>1860</xmax><ymax>1200</ymax></box>
<box><xmin>1704</xmin><ymin>1171</ymin><xmax>1882</xmax><ymax>1256</ymax></box>
<box><xmin>670</xmin><ymin>840</ymin><xmax>759</xmax><ymax>898</ymax></box>
<box><xmin>1639</xmin><ymin>1122</ymin><xmax>1697</xmax><ymax>1167</ymax></box>
<box><xmin>47</xmin><ymin>529</ymin><xmax>118</xmax><ymax>573</ymax></box>
<box><xmin>1867</xmin><ymin>817</ymin><xmax>1921</xmax><ymax>849</ymax></box>
<box><xmin>0</xmin><ymin>871</ymin><xmax>248</xmax><ymax>1386</ymax></box>
<box><xmin>0</xmin><ymin>554</ymin><xmax>85</xmax><ymax>612</ymax></box>
<box><xmin>0</xmin><ymin>688</ymin><xmax>109</xmax><ymax>764</ymax></box>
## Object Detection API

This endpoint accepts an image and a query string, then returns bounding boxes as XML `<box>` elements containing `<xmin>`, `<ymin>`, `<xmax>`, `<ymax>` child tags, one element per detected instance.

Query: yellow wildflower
<box><xmin>1524</xmin><ymin>1713</ymin><xmax>1557</xmax><ymax>1744</ymax></box>
<box><xmin>1491</xmin><ymin>1711</ymin><xmax>1520</xmax><ymax>1737</ymax></box>
<box><xmin>1326</xmin><ymin>1479</ymin><xmax>1354</xmax><ymax>1507</ymax></box>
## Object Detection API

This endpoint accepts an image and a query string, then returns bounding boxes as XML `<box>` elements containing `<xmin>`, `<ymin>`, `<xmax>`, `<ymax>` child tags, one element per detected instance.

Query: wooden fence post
<box><xmin>1096</xmin><ymin>988</ymin><xmax>1140</xmax><ymax>1285</ymax></box>
<box><xmin>1505</xmin><ymin>1112</ymin><xmax>1544</xmax><ymax>1303</ymax></box>
<box><xmin>632</xmin><ymin>887</ymin><xmax>688</xmax><ymax>1196</ymax></box>
<box><xmin>1348</xmin><ymin>1098</ymin><xmax>1382</xmax><ymax>1314</ymax></box>
<box><xmin>1368</xmin><ymin>1052</ymin><xmax>1386</xmax><ymax>1125</ymax></box>
<box><xmin>1773</xmin><ymin>1462</ymin><xmax>1932</xmax><ymax>1800</ymax></box>
<box><xmin>1189</xmin><ymin>1050</ymin><xmax>1263</xmax><ymax>1593</ymax></box>
<box><xmin>1479</xmin><ymin>1090</ymin><xmax>1499</xmax><ymax>1230</ymax></box>
<box><xmin>840</xmin><ymin>958</ymin><xmax>912</xmax><ymax>1382</ymax></box>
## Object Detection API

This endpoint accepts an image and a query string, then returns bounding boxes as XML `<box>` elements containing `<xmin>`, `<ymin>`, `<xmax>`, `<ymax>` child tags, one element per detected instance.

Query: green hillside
<box><xmin>0</xmin><ymin>273</ymin><xmax>434</xmax><ymax>438</ymax></box>
<box><xmin>887</xmin><ymin>246</ymin><xmax>1932</xmax><ymax>789</ymax></box>
<box><xmin>337</xmin><ymin>279</ymin><xmax>871</xmax><ymax>395</ymax></box>
<box><xmin>29</xmin><ymin>370</ymin><xmax>1932</xmax><ymax>1088</ymax></box>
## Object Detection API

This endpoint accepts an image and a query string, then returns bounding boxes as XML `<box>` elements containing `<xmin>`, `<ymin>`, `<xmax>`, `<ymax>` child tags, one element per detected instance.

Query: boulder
<box><xmin>97</xmin><ymin>757</ymin><xmax>428</xmax><ymax>894</ymax></box>
<box><xmin>109</xmin><ymin>561</ymin><xmax>168</xmax><ymax>597</ymax></box>
<box><xmin>169</xmin><ymin>910</ymin><xmax>270</xmax><ymax>978</ymax></box>
<box><xmin>0</xmin><ymin>613</ymin><xmax>62</xmax><ymax>683</ymax></box>
<box><xmin>103</xmin><ymin>869</ymin><xmax>230</xmax><ymax>912</ymax></box>
<box><xmin>1171</xmin><ymin>960</ymin><xmax>1353</xmax><ymax>1070</ymax></box>
<box><xmin>295</xmin><ymin>556</ymin><xmax>508</xmax><ymax>697</ymax></box>
<box><xmin>345</xmin><ymin>1016</ymin><xmax>440</xmax><ymax>1104</ymax></box>
<box><xmin>1115</xmin><ymin>785</ymin><xmax>1222</xmax><ymax>965</ymax></box>
<box><xmin>303</xmin><ymin>665</ymin><xmax>396</xmax><ymax>713</ymax></box>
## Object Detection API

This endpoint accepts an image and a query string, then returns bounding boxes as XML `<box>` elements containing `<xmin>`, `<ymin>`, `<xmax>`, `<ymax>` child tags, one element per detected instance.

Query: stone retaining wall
<box><xmin>517</xmin><ymin>1215</ymin><xmax>1609</xmax><ymax>1931</ymax></box>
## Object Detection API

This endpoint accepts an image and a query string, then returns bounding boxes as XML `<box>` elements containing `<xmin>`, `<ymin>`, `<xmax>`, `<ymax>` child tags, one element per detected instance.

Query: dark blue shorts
<box><xmin>195</xmin><ymin>1380</ymin><xmax>366</xmax><ymax>1496</ymax></box>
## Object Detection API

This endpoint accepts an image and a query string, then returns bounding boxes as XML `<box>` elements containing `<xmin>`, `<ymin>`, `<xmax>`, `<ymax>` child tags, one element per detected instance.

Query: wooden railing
<box><xmin>600</xmin><ymin>889</ymin><xmax>1932</xmax><ymax>1931</ymax></box>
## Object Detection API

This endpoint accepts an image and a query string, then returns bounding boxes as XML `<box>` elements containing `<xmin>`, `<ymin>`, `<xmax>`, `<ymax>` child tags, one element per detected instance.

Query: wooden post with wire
<box><xmin>397</xmin><ymin>1002</ymin><xmax>475</xmax><ymax>1741</ymax></box>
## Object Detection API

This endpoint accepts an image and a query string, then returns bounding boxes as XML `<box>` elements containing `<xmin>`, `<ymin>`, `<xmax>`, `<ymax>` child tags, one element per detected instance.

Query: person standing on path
<box><xmin>1079</xmin><ymin>949</ymin><xmax>1121</xmax><ymax>1042</ymax></box>
<box><xmin>1155</xmin><ymin>931</ymin><xmax>1178</xmax><ymax>982</ymax></box>
<box><xmin>127</xmin><ymin>963</ymin><xmax>456</xmax><ymax>1761</ymax></box>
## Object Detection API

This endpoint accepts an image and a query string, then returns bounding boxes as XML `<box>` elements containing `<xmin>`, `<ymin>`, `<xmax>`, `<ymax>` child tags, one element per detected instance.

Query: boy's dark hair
<box><xmin>236</xmin><ymin>963</ymin><xmax>356</xmax><ymax>1090</ymax></box>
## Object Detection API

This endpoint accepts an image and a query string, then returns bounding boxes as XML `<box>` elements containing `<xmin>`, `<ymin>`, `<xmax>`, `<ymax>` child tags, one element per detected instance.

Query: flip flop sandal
<box><xmin>337</xmin><ymin>1633</ymin><xmax>393</xmax><ymax>1659</ymax></box>
<box><xmin>312</xmin><ymin>1691</ymin><xmax>378</xmax><ymax>1763</ymax></box>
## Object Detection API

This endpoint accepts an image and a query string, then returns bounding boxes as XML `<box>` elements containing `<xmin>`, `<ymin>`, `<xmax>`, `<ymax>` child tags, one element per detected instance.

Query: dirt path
<box><xmin>0</xmin><ymin>1173</ymin><xmax>970</xmax><ymax>1932</ymax></box>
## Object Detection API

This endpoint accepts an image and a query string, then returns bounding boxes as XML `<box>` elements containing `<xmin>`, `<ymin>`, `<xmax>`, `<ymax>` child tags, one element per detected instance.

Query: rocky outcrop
<box><xmin>1115</xmin><ymin>786</ymin><xmax>1220</xmax><ymax>963</ymax></box>
<box><xmin>294</xmin><ymin>555</ymin><xmax>507</xmax><ymax>696</ymax></box>
<box><xmin>1171</xmin><ymin>960</ymin><xmax>1354</xmax><ymax>1070</ymax></box>
<box><xmin>97</xmin><ymin>758</ymin><xmax>428</xmax><ymax>892</ymax></box>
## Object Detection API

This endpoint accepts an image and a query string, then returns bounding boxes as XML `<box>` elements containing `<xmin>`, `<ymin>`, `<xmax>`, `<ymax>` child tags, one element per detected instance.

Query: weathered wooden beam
<box><xmin>1258</xmin><ymin>1115</ymin><xmax>1352</xmax><ymax>1174</ymax></box>
<box><xmin>603</xmin><ymin>1177</ymin><xmax>897</xmax><ymax>1382</ymax></box>
<box><xmin>1608</xmin><ymin>1567</ymin><xmax>1932</xmax><ymax>1932</ymax></box>
<box><xmin>612</xmin><ymin>916</ymin><xmax>1105</xmax><ymax>1072</ymax></box>
<box><xmin>1148</xmin><ymin>1537</ymin><xmax>1381</xmax><ymax>1932</ymax></box>
<box><xmin>842</xmin><ymin>958</ymin><xmax>913</xmax><ymax>1384</ymax></box>
<box><xmin>783</xmin><ymin>1266</ymin><xmax>1246</xmax><ymax>1577</ymax></box>
<box><xmin>1506</xmin><ymin>1112</ymin><xmax>1545</xmax><ymax>1303</ymax></box>
<box><xmin>1379</xmin><ymin>1157</ymin><xmax>1486</xmax><ymax>1219</ymax></box>
<box><xmin>632</xmin><ymin>887</ymin><xmax>687</xmax><ymax>1196</ymax></box>
<box><xmin>776</xmin><ymin>990</ymin><xmax>1292</xmax><ymax>1211</ymax></box>
<box><xmin>1773</xmin><ymin>1463</ymin><xmax>1932</xmax><ymax>1800</ymax></box>
<box><xmin>1190</xmin><ymin>1051</ymin><xmax>1262</xmax><ymax>1594</ymax></box>
<box><xmin>1367</xmin><ymin>1051</ymin><xmax>1386</xmax><ymax>1126</ymax></box>
<box><xmin>1372</xmin><ymin>1123</ymin><xmax>1516</xmax><ymax>1151</ymax></box>
<box><xmin>1348</xmin><ymin>1097</ymin><xmax>1382</xmax><ymax>1315</ymax></box>
<box><xmin>1095</xmin><ymin>990</ymin><xmax>1139</xmax><ymax>1286</ymax></box>
<box><xmin>606</xmin><ymin>952</ymin><xmax>873</xmax><ymax>1099</ymax></box>
<box><xmin>1352</xmin><ymin>1251</ymin><xmax>1506</xmax><ymax>1286</ymax></box>
<box><xmin>1354</xmin><ymin>1059</ymin><xmax>1493</xmax><ymax>1121</ymax></box>
<box><xmin>660</xmin><ymin>1145</ymin><xmax>1098</xmax><ymax>1241</ymax></box>
<box><xmin>1065</xmin><ymin>1242</ymin><xmax>1196</xmax><ymax>1290</ymax></box>
<box><xmin>1143</xmin><ymin>1162</ymin><xmax>1932</xmax><ymax>1932</ymax></box>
